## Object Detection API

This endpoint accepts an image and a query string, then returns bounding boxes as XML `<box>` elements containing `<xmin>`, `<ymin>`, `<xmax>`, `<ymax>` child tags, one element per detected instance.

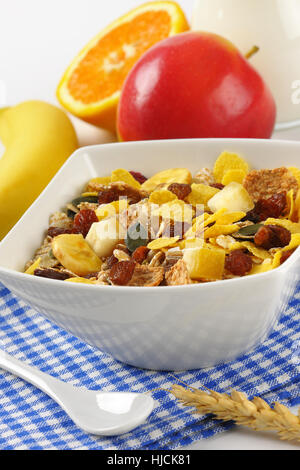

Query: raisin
<box><xmin>210</xmin><ymin>183</ymin><xmax>225</xmax><ymax>190</ymax></box>
<box><xmin>280</xmin><ymin>249</ymin><xmax>296</xmax><ymax>265</ymax></box>
<box><xmin>168</xmin><ymin>183</ymin><xmax>192</xmax><ymax>200</ymax></box>
<box><xmin>47</xmin><ymin>227</ymin><xmax>72</xmax><ymax>238</ymax></box>
<box><xmin>130</xmin><ymin>171</ymin><xmax>147</xmax><ymax>184</ymax></box>
<box><xmin>225</xmin><ymin>250</ymin><xmax>253</xmax><ymax>276</ymax></box>
<box><xmin>245</xmin><ymin>192</ymin><xmax>287</xmax><ymax>223</ymax></box>
<box><xmin>98</xmin><ymin>183</ymin><xmax>146</xmax><ymax>205</ymax></box>
<box><xmin>109</xmin><ymin>261</ymin><xmax>136</xmax><ymax>285</ymax></box>
<box><xmin>254</xmin><ymin>225</ymin><xmax>291</xmax><ymax>250</ymax></box>
<box><xmin>84</xmin><ymin>272</ymin><xmax>99</xmax><ymax>279</ymax></box>
<box><xmin>34</xmin><ymin>268</ymin><xmax>71</xmax><ymax>280</ymax></box>
<box><xmin>161</xmin><ymin>220</ymin><xmax>191</xmax><ymax>239</ymax></box>
<box><xmin>72</xmin><ymin>209</ymin><xmax>98</xmax><ymax>238</ymax></box>
<box><xmin>106</xmin><ymin>255</ymin><xmax>118</xmax><ymax>269</ymax></box>
<box><xmin>131</xmin><ymin>246</ymin><xmax>149</xmax><ymax>264</ymax></box>
<box><xmin>98</xmin><ymin>188</ymin><xmax>119</xmax><ymax>204</ymax></box>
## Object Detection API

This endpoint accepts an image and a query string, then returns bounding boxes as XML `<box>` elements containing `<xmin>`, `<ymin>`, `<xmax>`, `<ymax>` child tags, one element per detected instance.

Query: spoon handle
<box><xmin>0</xmin><ymin>350</ymin><xmax>62</xmax><ymax>398</ymax></box>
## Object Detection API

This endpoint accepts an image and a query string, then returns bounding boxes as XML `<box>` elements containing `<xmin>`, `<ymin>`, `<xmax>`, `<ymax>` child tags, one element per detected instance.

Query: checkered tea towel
<box><xmin>0</xmin><ymin>280</ymin><xmax>299</xmax><ymax>450</ymax></box>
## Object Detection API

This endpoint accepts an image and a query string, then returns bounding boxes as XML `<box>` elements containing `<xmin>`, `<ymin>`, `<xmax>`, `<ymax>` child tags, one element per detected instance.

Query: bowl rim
<box><xmin>0</xmin><ymin>137</ymin><xmax>299</xmax><ymax>292</ymax></box>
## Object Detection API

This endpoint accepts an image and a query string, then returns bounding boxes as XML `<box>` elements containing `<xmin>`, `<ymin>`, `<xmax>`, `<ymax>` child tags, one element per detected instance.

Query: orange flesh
<box><xmin>67</xmin><ymin>11</ymin><xmax>171</xmax><ymax>104</ymax></box>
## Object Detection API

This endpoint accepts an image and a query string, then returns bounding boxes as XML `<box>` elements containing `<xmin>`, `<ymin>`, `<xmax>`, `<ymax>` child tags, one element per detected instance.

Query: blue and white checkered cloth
<box><xmin>0</xmin><ymin>279</ymin><xmax>300</xmax><ymax>450</ymax></box>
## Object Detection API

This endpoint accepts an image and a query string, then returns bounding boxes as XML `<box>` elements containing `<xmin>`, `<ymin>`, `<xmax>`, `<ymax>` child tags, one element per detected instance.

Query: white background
<box><xmin>1</xmin><ymin>0</ymin><xmax>300</xmax><ymax>450</ymax></box>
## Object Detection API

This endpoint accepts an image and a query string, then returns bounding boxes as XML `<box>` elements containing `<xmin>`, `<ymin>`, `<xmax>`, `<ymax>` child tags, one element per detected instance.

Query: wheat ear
<box><xmin>171</xmin><ymin>385</ymin><xmax>300</xmax><ymax>443</ymax></box>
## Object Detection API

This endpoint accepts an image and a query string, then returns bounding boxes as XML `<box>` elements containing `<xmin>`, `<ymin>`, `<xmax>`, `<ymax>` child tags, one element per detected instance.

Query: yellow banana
<box><xmin>0</xmin><ymin>101</ymin><xmax>78</xmax><ymax>239</ymax></box>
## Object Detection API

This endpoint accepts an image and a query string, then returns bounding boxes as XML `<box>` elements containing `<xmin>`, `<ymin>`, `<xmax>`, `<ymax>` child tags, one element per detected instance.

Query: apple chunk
<box><xmin>208</xmin><ymin>182</ymin><xmax>254</xmax><ymax>213</ymax></box>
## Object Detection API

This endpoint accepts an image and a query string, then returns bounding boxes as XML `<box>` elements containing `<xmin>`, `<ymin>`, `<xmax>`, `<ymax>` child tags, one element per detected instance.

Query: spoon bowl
<box><xmin>0</xmin><ymin>351</ymin><xmax>154</xmax><ymax>436</ymax></box>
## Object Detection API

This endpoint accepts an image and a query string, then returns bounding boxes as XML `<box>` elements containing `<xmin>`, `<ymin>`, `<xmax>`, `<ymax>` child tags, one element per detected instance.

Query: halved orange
<box><xmin>56</xmin><ymin>1</ymin><xmax>189</xmax><ymax>133</ymax></box>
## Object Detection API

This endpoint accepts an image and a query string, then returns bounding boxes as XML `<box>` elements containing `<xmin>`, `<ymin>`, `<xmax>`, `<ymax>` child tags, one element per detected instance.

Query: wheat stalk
<box><xmin>171</xmin><ymin>384</ymin><xmax>300</xmax><ymax>443</ymax></box>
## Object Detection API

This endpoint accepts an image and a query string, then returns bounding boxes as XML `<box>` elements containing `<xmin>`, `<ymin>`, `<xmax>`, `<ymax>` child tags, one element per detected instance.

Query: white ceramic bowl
<box><xmin>0</xmin><ymin>139</ymin><xmax>299</xmax><ymax>371</ymax></box>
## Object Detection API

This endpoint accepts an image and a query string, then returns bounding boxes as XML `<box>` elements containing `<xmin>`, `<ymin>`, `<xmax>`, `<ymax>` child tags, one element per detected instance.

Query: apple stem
<box><xmin>245</xmin><ymin>45</ymin><xmax>260</xmax><ymax>59</ymax></box>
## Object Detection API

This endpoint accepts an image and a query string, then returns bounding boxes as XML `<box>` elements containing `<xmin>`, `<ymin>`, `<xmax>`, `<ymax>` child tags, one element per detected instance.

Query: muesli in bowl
<box><xmin>25</xmin><ymin>152</ymin><xmax>300</xmax><ymax>287</ymax></box>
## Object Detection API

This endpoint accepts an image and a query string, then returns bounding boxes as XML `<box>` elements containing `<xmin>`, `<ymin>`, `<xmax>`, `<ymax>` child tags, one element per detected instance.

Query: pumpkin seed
<box><xmin>72</xmin><ymin>196</ymin><xmax>99</xmax><ymax>207</ymax></box>
<box><xmin>125</xmin><ymin>222</ymin><xmax>149</xmax><ymax>253</ymax></box>
<box><xmin>233</xmin><ymin>223</ymin><xmax>263</xmax><ymax>239</ymax></box>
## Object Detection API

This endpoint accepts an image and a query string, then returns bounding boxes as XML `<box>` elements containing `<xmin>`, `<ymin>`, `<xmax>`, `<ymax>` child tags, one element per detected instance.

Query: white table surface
<box><xmin>1</xmin><ymin>0</ymin><xmax>300</xmax><ymax>450</ymax></box>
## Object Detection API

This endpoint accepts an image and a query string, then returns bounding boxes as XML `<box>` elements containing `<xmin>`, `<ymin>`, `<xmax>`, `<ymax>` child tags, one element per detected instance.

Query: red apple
<box><xmin>117</xmin><ymin>32</ymin><xmax>276</xmax><ymax>141</ymax></box>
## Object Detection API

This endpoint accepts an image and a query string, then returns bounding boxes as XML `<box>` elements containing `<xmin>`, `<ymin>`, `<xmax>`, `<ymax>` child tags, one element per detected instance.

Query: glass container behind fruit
<box><xmin>192</xmin><ymin>0</ymin><xmax>300</xmax><ymax>129</ymax></box>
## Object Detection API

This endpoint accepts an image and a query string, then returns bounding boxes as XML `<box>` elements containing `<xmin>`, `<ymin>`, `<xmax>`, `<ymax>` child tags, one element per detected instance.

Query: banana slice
<box><xmin>52</xmin><ymin>234</ymin><xmax>102</xmax><ymax>276</ymax></box>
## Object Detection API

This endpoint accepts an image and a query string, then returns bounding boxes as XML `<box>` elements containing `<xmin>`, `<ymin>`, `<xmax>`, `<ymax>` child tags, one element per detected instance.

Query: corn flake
<box><xmin>111</xmin><ymin>168</ymin><xmax>141</xmax><ymax>189</ymax></box>
<box><xmin>149</xmin><ymin>189</ymin><xmax>177</xmax><ymax>205</ymax></box>
<box><xmin>213</xmin><ymin>152</ymin><xmax>249</xmax><ymax>183</ymax></box>
<box><xmin>142</xmin><ymin>168</ymin><xmax>192</xmax><ymax>193</ymax></box>
<box><xmin>96</xmin><ymin>199</ymin><xmax>129</xmax><ymax>221</ymax></box>
<box><xmin>65</xmin><ymin>277</ymin><xmax>97</xmax><ymax>285</ymax></box>
<box><xmin>147</xmin><ymin>237</ymin><xmax>180</xmax><ymax>250</ymax></box>
<box><xmin>215</xmin><ymin>211</ymin><xmax>246</xmax><ymax>225</ymax></box>
<box><xmin>153</xmin><ymin>200</ymin><xmax>194</xmax><ymax>223</ymax></box>
<box><xmin>229</xmin><ymin>241</ymin><xmax>270</xmax><ymax>260</ymax></box>
<box><xmin>186</xmin><ymin>184</ymin><xmax>219</xmax><ymax>208</ymax></box>
<box><xmin>204</xmin><ymin>224</ymin><xmax>240</xmax><ymax>239</ymax></box>
<box><xmin>25</xmin><ymin>257</ymin><xmax>41</xmax><ymax>275</ymax></box>
<box><xmin>222</xmin><ymin>169</ymin><xmax>247</xmax><ymax>185</ymax></box>
<box><xmin>288</xmin><ymin>167</ymin><xmax>300</xmax><ymax>186</ymax></box>
<box><xmin>282</xmin><ymin>233</ymin><xmax>300</xmax><ymax>252</ymax></box>
<box><xmin>249</xmin><ymin>259</ymin><xmax>273</xmax><ymax>275</ymax></box>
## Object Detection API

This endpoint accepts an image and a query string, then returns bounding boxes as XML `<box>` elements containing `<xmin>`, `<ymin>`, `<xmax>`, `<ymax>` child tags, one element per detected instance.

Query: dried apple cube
<box><xmin>208</xmin><ymin>182</ymin><xmax>254</xmax><ymax>213</ymax></box>
<box><xmin>183</xmin><ymin>247</ymin><xmax>225</xmax><ymax>280</ymax></box>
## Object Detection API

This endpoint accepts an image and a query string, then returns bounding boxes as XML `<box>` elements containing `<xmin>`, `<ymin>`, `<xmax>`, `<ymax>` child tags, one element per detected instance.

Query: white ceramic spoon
<box><xmin>0</xmin><ymin>351</ymin><xmax>154</xmax><ymax>436</ymax></box>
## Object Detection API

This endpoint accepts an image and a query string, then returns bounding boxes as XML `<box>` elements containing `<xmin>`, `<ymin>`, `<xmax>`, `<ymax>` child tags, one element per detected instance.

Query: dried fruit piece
<box><xmin>210</xmin><ymin>183</ymin><xmax>224</xmax><ymax>190</ymax></box>
<box><xmin>213</xmin><ymin>152</ymin><xmax>249</xmax><ymax>183</ymax></box>
<box><xmin>98</xmin><ymin>182</ymin><xmax>148</xmax><ymax>205</ymax></box>
<box><xmin>130</xmin><ymin>171</ymin><xmax>147</xmax><ymax>184</ymax></box>
<box><xmin>47</xmin><ymin>227</ymin><xmax>72</xmax><ymax>238</ymax></box>
<box><xmin>183</xmin><ymin>247</ymin><xmax>225</xmax><ymax>281</ymax></box>
<box><xmin>128</xmin><ymin>265</ymin><xmax>164</xmax><ymax>287</ymax></box>
<box><xmin>208</xmin><ymin>182</ymin><xmax>254</xmax><ymax>214</ymax></box>
<box><xmin>245</xmin><ymin>192</ymin><xmax>287</xmax><ymax>223</ymax></box>
<box><xmin>160</xmin><ymin>220</ymin><xmax>191</xmax><ymax>239</ymax></box>
<box><xmin>72</xmin><ymin>209</ymin><xmax>98</xmax><ymax>237</ymax></box>
<box><xmin>165</xmin><ymin>259</ymin><xmax>191</xmax><ymax>285</ymax></box>
<box><xmin>131</xmin><ymin>246</ymin><xmax>149</xmax><ymax>264</ymax></box>
<box><xmin>243</xmin><ymin>167</ymin><xmax>298</xmax><ymax>202</ymax></box>
<box><xmin>263</xmin><ymin>217</ymin><xmax>300</xmax><ymax>234</ymax></box>
<box><xmin>229</xmin><ymin>241</ymin><xmax>270</xmax><ymax>260</ymax></box>
<box><xmin>167</xmin><ymin>183</ymin><xmax>191</xmax><ymax>200</ymax></box>
<box><xmin>254</xmin><ymin>225</ymin><xmax>291</xmax><ymax>250</ymax></box>
<box><xmin>34</xmin><ymin>268</ymin><xmax>72</xmax><ymax>281</ymax></box>
<box><xmin>52</xmin><ymin>234</ymin><xmax>102</xmax><ymax>276</ymax></box>
<box><xmin>111</xmin><ymin>168</ymin><xmax>141</xmax><ymax>189</ymax></box>
<box><xmin>86</xmin><ymin>217</ymin><xmax>124</xmax><ymax>257</ymax></box>
<box><xmin>109</xmin><ymin>260</ymin><xmax>136</xmax><ymax>286</ymax></box>
<box><xmin>280</xmin><ymin>249</ymin><xmax>296</xmax><ymax>264</ymax></box>
<box><xmin>225</xmin><ymin>250</ymin><xmax>253</xmax><ymax>276</ymax></box>
<box><xmin>142</xmin><ymin>168</ymin><xmax>192</xmax><ymax>192</ymax></box>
